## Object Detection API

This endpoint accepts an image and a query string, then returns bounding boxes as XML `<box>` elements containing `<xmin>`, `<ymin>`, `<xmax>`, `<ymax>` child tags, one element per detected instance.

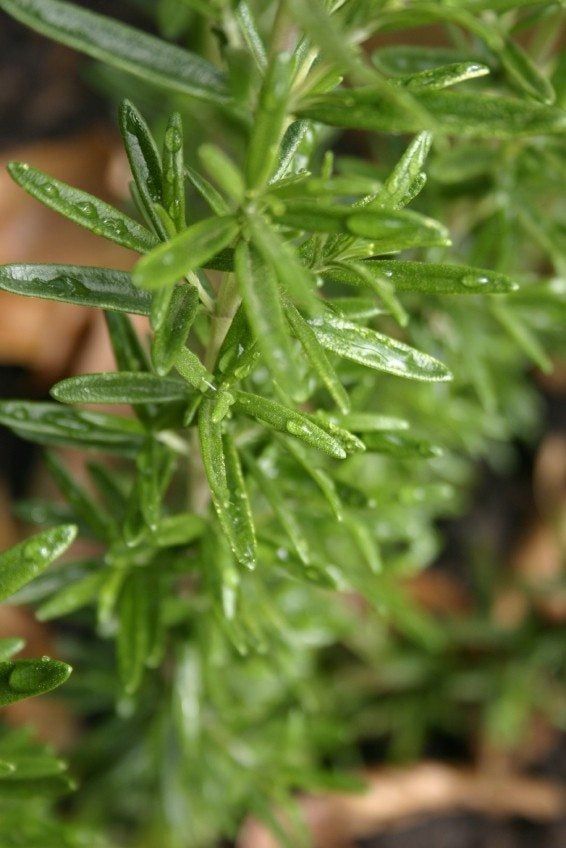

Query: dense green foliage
<box><xmin>0</xmin><ymin>0</ymin><xmax>564</xmax><ymax>845</ymax></box>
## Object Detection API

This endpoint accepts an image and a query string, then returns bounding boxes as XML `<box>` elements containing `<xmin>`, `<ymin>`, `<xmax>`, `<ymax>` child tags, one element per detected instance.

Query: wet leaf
<box><xmin>0</xmin><ymin>525</ymin><xmax>77</xmax><ymax>602</ymax></box>
<box><xmin>247</xmin><ymin>214</ymin><xmax>320</xmax><ymax>311</ymax></box>
<box><xmin>133</xmin><ymin>216</ymin><xmax>239</xmax><ymax>290</ymax></box>
<box><xmin>0</xmin><ymin>658</ymin><xmax>72</xmax><ymax>707</ymax></box>
<box><xmin>308</xmin><ymin>314</ymin><xmax>452</xmax><ymax>381</ymax></box>
<box><xmin>246</xmin><ymin>52</ymin><xmax>293</xmax><ymax>190</ymax></box>
<box><xmin>152</xmin><ymin>284</ymin><xmax>200</xmax><ymax>376</ymax></box>
<box><xmin>0</xmin><ymin>265</ymin><xmax>152</xmax><ymax>315</ymax></box>
<box><xmin>390</xmin><ymin>62</ymin><xmax>490</xmax><ymax>92</ymax></box>
<box><xmin>174</xmin><ymin>347</ymin><xmax>216</xmax><ymax>392</ymax></box>
<box><xmin>0</xmin><ymin>0</ymin><xmax>229</xmax><ymax>103</ymax></box>
<box><xmin>235</xmin><ymin>240</ymin><xmax>300</xmax><ymax>396</ymax></box>
<box><xmin>326</xmin><ymin>260</ymin><xmax>517</xmax><ymax>294</ymax></box>
<box><xmin>234</xmin><ymin>391</ymin><xmax>358</xmax><ymax>459</ymax></box>
<box><xmin>198</xmin><ymin>401</ymin><xmax>256</xmax><ymax>569</ymax></box>
<box><xmin>275</xmin><ymin>434</ymin><xmax>343</xmax><ymax>521</ymax></box>
<box><xmin>245</xmin><ymin>452</ymin><xmax>311</xmax><ymax>565</ymax></box>
<box><xmin>298</xmin><ymin>88</ymin><xmax>566</xmax><ymax>137</ymax></box>
<box><xmin>162</xmin><ymin>113</ymin><xmax>186</xmax><ymax>232</ymax></box>
<box><xmin>0</xmin><ymin>401</ymin><xmax>146</xmax><ymax>453</ymax></box>
<box><xmin>51</xmin><ymin>372</ymin><xmax>190</xmax><ymax>405</ymax></box>
<box><xmin>7</xmin><ymin>162</ymin><xmax>157</xmax><ymax>253</ymax></box>
<box><xmin>371</xmin><ymin>132</ymin><xmax>432</xmax><ymax>209</ymax></box>
<box><xmin>284</xmin><ymin>300</ymin><xmax>350</xmax><ymax>413</ymax></box>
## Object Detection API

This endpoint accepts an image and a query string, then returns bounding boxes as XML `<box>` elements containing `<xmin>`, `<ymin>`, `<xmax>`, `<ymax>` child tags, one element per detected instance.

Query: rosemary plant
<box><xmin>0</xmin><ymin>1</ymin><xmax>564</xmax><ymax>846</ymax></box>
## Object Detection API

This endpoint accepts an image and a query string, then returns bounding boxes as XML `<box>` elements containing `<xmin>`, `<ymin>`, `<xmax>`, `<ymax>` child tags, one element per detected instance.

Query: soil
<box><xmin>356</xmin><ymin>812</ymin><xmax>566</xmax><ymax>848</ymax></box>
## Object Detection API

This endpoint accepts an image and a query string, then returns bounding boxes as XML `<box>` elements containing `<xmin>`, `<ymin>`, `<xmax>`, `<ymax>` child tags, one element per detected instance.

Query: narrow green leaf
<box><xmin>332</xmin><ymin>261</ymin><xmax>408</xmax><ymax>327</ymax></box>
<box><xmin>490</xmin><ymin>301</ymin><xmax>553</xmax><ymax>373</ymax></box>
<box><xmin>136</xmin><ymin>439</ymin><xmax>174</xmax><ymax>531</ymax></box>
<box><xmin>12</xmin><ymin>499</ymin><xmax>76</xmax><ymax>529</ymax></box>
<box><xmin>162</xmin><ymin>113</ymin><xmax>186</xmax><ymax>232</ymax></box>
<box><xmin>0</xmin><ymin>638</ymin><xmax>25</xmax><ymax>661</ymax></box>
<box><xmin>45</xmin><ymin>453</ymin><xmax>115</xmax><ymax>541</ymax></box>
<box><xmin>198</xmin><ymin>401</ymin><xmax>256</xmax><ymax>569</ymax></box>
<box><xmin>270</xmin><ymin>174</ymin><xmax>382</xmax><ymax>199</ymax></box>
<box><xmin>308</xmin><ymin>315</ymin><xmax>452</xmax><ymax>382</ymax></box>
<box><xmin>150</xmin><ymin>513</ymin><xmax>206</xmax><ymax>548</ymax></box>
<box><xmin>245</xmin><ymin>452</ymin><xmax>311</xmax><ymax>565</ymax></box>
<box><xmin>0</xmin><ymin>0</ymin><xmax>229</xmax><ymax>103</ymax></box>
<box><xmin>272</xmin><ymin>199</ymin><xmax>448</xmax><ymax>249</ymax></box>
<box><xmin>37</xmin><ymin>569</ymin><xmax>107</xmax><ymax>621</ymax></box>
<box><xmin>199</xmin><ymin>144</ymin><xmax>245</xmax><ymax>203</ymax></box>
<box><xmin>326</xmin><ymin>260</ymin><xmax>517</xmax><ymax>294</ymax></box>
<box><xmin>333</xmin><ymin>413</ymin><xmax>409</xmax><ymax>432</ymax></box>
<box><xmin>174</xmin><ymin>347</ymin><xmax>215</xmax><ymax>392</ymax></box>
<box><xmin>345</xmin><ymin>208</ymin><xmax>449</xmax><ymax>250</ymax></box>
<box><xmin>247</xmin><ymin>214</ymin><xmax>319</xmax><ymax>311</ymax></box>
<box><xmin>246</xmin><ymin>52</ymin><xmax>293</xmax><ymax>190</ymax></box>
<box><xmin>7</xmin><ymin>162</ymin><xmax>157</xmax><ymax>253</ymax></box>
<box><xmin>362</xmin><ymin>431</ymin><xmax>442</xmax><ymax>459</ymax></box>
<box><xmin>284</xmin><ymin>301</ymin><xmax>350</xmax><ymax>413</ymax></box>
<box><xmin>0</xmin><ymin>753</ymin><xmax>67</xmax><ymax>780</ymax></box>
<box><xmin>235</xmin><ymin>1</ymin><xmax>267</xmax><ymax>71</ymax></box>
<box><xmin>373</xmin><ymin>46</ymin><xmax>479</xmax><ymax>77</ymax></box>
<box><xmin>87</xmin><ymin>462</ymin><xmax>129</xmax><ymax>519</ymax></box>
<box><xmin>275</xmin><ymin>434</ymin><xmax>343</xmax><ymax>521</ymax></box>
<box><xmin>52</xmin><ymin>372</ymin><xmax>190</xmax><ymax>406</ymax></box>
<box><xmin>185</xmin><ymin>165</ymin><xmax>231</xmax><ymax>216</ymax></box>
<box><xmin>271</xmin><ymin>119</ymin><xmax>311</xmax><ymax>183</ymax></box>
<box><xmin>0</xmin><ymin>525</ymin><xmax>77</xmax><ymax>603</ymax></box>
<box><xmin>390</xmin><ymin>62</ymin><xmax>490</xmax><ymax>92</ymax></box>
<box><xmin>345</xmin><ymin>515</ymin><xmax>382</xmax><ymax>574</ymax></box>
<box><xmin>0</xmin><ymin>401</ymin><xmax>146</xmax><ymax>453</ymax></box>
<box><xmin>500</xmin><ymin>37</ymin><xmax>555</xmax><ymax>105</ymax></box>
<box><xmin>105</xmin><ymin>311</ymin><xmax>162</xmax><ymax>426</ymax></box>
<box><xmin>105</xmin><ymin>312</ymin><xmax>149</xmax><ymax>373</ymax></box>
<box><xmin>235</xmin><ymin>240</ymin><xmax>300</xmax><ymax>396</ymax></box>
<box><xmin>429</xmin><ymin>145</ymin><xmax>500</xmax><ymax>184</ymax></box>
<box><xmin>117</xmin><ymin>570</ymin><xmax>159</xmax><ymax>694</ymax></box>
<box><xmin>152</xmin><ymin>284</ymin><xmax>200</xmax><ymax>376</ymax></box>
<box><xmin>327</xmin><ymin>296</ymin><xmax>387</xmax><ymax>320</ymax></box>
<box><xmin>234</xmin><ymin>391</ymin><xmax>355</xmax><ymax>459</ymax></box>
<box><xmin>133</xmin><ymin>215</ymin><xmax>239</xmax><ymax>290</ymax></box>
<box><xmin>119</xmin><ymin>100</ymin><xmax>166</xmax><ymax>239</ymax></box>
<box><xmin>0</xmin><ymin>658</ymin><xmax>72</xmax><ymax>707</ymax></box>
<box><xmin>0</xmin><ymin>264</ymin><xmax>151</xmax><ymax>314</ymax></box>
<box><xmin>298</xmin><ymin>88</ymin><xmax>566</xmax><ymax>137</ymax></box>
<box><xmin>372</xmin><ymin>132</ymin><xmax>432</xmax><ymax>210</ymax></box>
<box><xmin>119</xmin><ymin>99</ymin><xmax>163</xmax><ymax>212</ymax></box>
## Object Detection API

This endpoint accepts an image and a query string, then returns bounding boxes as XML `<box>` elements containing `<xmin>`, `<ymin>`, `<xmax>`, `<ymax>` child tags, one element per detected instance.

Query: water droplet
<box><xmin>77</xmin><ymin>201</ymin><xmax>97</xmax><ymax>218</ymax></box>
<box><xmin>43</xmin><ymin>184</ymin><xmax>59</xmax><ymax>198</ymax></box>
<box><xmin>165</xmin><ymin>128</ymin><xmax>182</xmax><ymax>153</ymax></box>
<box><xmin>462</xmin><ymin>274</ymin><xmax>490</xmax><ymax>289</ymax></box>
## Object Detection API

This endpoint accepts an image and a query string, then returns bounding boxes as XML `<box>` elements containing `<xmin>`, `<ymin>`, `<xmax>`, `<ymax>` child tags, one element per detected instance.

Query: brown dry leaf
<box><xmin>238</xmin><ymin>763</ymin><xmax>565</xmax><ymax>848</ymax></box>
<box><xmin>405</xmin><ymin>570</ymin><xmax>470</xmax><ymax>617</ymax></box>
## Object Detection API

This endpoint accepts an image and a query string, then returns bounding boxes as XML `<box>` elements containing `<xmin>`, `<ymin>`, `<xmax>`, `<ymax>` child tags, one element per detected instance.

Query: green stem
<box><xmin>204</xmin><ymin>273</ymin><xmax>240</xmax><ymax>372</ymax></box>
